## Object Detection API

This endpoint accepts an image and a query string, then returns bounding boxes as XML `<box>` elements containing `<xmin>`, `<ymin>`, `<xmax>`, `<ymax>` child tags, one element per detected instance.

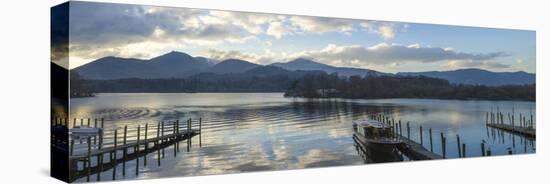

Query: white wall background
<box><xmin>0</xmin><ymin>0</ymin><xmax>547</xmax><ymax>183</ymax></box>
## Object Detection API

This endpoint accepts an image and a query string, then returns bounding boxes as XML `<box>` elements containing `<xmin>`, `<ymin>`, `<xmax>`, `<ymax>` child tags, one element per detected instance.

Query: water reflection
<box><xmin>70</xmin><ymin>93</ymin><xmax>535</xmax><ymax>181</ymax></box>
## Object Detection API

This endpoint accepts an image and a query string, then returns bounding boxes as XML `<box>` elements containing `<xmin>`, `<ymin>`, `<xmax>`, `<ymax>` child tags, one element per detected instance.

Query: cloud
<box><xmin>360</xmin><ymin>22</ymin><xmax>407</xmax><ymax>39</ymax></box>
<box><xmin>289</xmin><ymin>16</ymin><xmax>355</xmax><ymax>34</ymax></box>
<box><xmin>288</xmin><ymin>43</ymin><xmax>508</xmax><ymax>68</ymax></box>
<box><xmin>444</xmin><ymin>60</ymin><xmax>511</xmax><ymax>70</ymax></box>
<box><xmin>266</xmin><ymin>21</ymin><xmax>294</xmax><ymax>39</ymax></box>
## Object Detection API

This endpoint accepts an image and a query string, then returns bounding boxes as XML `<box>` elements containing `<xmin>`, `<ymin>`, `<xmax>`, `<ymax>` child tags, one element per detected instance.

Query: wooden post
<box><xmin>86</xmin><ymin>137</ymin><xmax>91</xmax><ymax>182</ymax></box>
<box><xmin>440</xmin><ymin>132</ymin><xmax>446</xmax><ymax>158</ymax></box>
<box><xmin>144</xmin><ymin>123</ymin><xmax>148</xmax><ymax>166</ymax></box>
<box><xmin>101</xmin><ymin>118</ymin><xmax>104</xmax><ymax>129</ymax></box>
<box><xmin>398</xmin><ymin>120</ymin><xmax>402</xmax><ymax>136</ymax></box>
<box><xmin>94</xmin><ymin>119</ymin><xmax>98</xmax><ymax>144</ymax></box>
<box><xmin>112</xmin><ymin>129</ymin><xmax>118</xmax><ymax>180</ymax></box>
<box><xmin>70</xmin><ymin>139</ymin><xmax>74</xmax><ymax>156</ymax></box>
<box><xmin>406</xmin><ymin>122</ymin><xmax>410</xmax><ymax>140</ymax></box>
<box><xmin>462</xmin><ymin>143</ymin><xmax>466</xmax><ymax>158</ymax></box>
<box><xmin>174</xmin><ymin>121</ymin><xmax>177</xmax><ymax>157</ymax></box>
<box><xmin>176</xmin><ymin>120</ymin><xmax>180</xmax><ymax>152</ymax></box>
<box><xmin>136</xmin><ymin>125</ymin><xmax>140</xmax><ymax>176</ymax></box>
<box><xmin>122</xmin><ymin>125</ymin><xmax>127</xmax><ymax>176</ymax></box>
<box><xmin>73</xmin><ymin>118</ymin><xmax>76</xmax><ymax>128</ymax></box>
<box><xmin>187</xmin><ymin>119</ymin><xmax>191</xmax><ymax>152</ymax></box>
<box><xmin>97</xmin><ymin>153</ymin><xmax>102</xmax><ymax>181</ymax></box>
<box><xmin>80</xmin><ymin>118</ymin><xmax>83</xmax><ymax>127</ymax></box>
<box><xmin>161</xmin><ymin>121</ymin><xmax>165</xmax><ymax>158</ymax></box>
<box><xmin>419</xmin><ymin>126</ymin><xmax>423</xmax><ymax>146</ymax></box>
<box><xmin>487</xmin><ymin>149</ymin><xmax>492</xmax><ymax>156</ymax></box>
<box><xmin>481</xmin><ymin>143</ymin><xmax>486</xmax><ymax>156</ymax></box>
<box><xmin>456</xmin><ymin>135</ymin><xmax>461</xmax><ymax>158</ymax></box>
<box><xmin>157</xmin><ymin>122</ymin><xmax>161</xmax><ymax>166</ymax></box>
<box><xmin>199</xmin><ymin>118</ymin><xmax>204</xmax><ymax>148</ymax></box>
<box><xmin>87</xmin><ymin>118</ymin><xmax>91</xmax><ymax>127</ymax></box>
<box><xmin>429</xmin><ymin>128</ymin><xmax>433</xmax><ymax>152</ymax></box>
<box><xmin>485</xmin><ymin>112</ymin><xmax>489</xmax><ymax>124</ymax></box>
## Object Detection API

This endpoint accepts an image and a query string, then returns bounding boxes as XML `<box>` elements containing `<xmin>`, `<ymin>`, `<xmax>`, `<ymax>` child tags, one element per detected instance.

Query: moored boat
<box><xmin>352</xmin><ymin>119</ymin><xmax>404</xmax><ymax>162</ymax></box>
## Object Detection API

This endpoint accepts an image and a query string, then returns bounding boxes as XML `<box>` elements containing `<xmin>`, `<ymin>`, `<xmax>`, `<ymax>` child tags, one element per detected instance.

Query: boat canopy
<box><xmin>353</xmin><ymin>119</ymin><xmax>389</xmax><ymax>129</ymax></box>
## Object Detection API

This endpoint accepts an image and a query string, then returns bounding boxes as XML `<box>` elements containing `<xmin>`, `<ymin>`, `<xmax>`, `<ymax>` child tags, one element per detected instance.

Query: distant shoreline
<box><xmin>71</xmin><ymin>92</ymin><xmax>535</xmax><ymax>102</ymax></box>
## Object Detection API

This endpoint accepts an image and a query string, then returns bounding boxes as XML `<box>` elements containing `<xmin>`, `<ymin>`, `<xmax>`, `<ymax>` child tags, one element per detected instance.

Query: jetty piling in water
<box><xmin>486</xmin><ymin>109</ymin><xmax>535</xmax><ymax>138</ymax></box>
<box><xmin>67</xmin><ymin>117</ymin><xmax>203</xmax><ymax>182</ymax></box>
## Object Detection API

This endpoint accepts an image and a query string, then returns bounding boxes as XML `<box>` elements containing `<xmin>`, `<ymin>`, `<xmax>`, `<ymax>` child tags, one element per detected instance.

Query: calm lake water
<box><xmin>70</xmin><ymin>93</ymin><xmax>536</xmax><ymax>181</ymax></box>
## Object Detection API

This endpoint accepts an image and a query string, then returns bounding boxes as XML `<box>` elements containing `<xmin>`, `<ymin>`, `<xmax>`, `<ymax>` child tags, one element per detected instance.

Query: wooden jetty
<box><xmin>486</xmin><ymin>123</ymin><xmax>535</xmax><ymax>138</ymax></box>
<box><xmin>397</xmin><ymin>135</ymin><xmax>442</xmax><ymax>160</ymax></box>
<box><xmin>67</xmin><ymin>118</ymin><xmax>203</xmax><ymax>182</ymax></box>
<box><xmin>485</xmin><ymin>110</ymin><xmax>536</xmax><ymax>138</ymax></box>
<box><xmin>357</xmin><ymin>113</ymin><xmax>502</xmax><ymax>162</ymax></box>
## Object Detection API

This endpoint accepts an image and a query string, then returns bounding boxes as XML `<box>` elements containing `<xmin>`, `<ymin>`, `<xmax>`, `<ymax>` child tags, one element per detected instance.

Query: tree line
<box><xmin>284</xmin><ymin>72</ymin><xmax>535</xmax><ymax>101</ymax></box>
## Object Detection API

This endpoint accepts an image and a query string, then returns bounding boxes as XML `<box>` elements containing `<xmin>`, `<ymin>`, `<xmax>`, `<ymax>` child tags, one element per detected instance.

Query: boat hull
<box><xmin>353</xmin><ymin>133</ymin><xmax>404</xmax><ymax>163</ymax></box>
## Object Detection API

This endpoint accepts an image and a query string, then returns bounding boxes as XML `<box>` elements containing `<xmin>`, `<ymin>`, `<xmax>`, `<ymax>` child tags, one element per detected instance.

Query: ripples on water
<box><xmin>69</xmin><ymin>93</ymin><xmax>536</xmax><ymax>181</ymax></box>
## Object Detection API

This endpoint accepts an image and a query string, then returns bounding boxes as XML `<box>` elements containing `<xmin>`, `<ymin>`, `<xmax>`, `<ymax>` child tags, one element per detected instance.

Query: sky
<box><xmin>55</xmin><ymin>1</ymin><xmax>536</xmax><ymax>73</ymax></box>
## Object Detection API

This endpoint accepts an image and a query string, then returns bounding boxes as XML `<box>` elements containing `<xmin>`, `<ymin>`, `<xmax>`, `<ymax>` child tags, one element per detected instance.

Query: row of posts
<box><xmin>72</xmin><ymin>118</ymin><xmax>202</xmax><ymax>182</ymax></box>
<box><xmin>371</xmin><ymin>113</ymin><xmax>509</xmax><ymax>159</ymax></box>
<box><xmin>486</xmin><ymin>110</ymin><xmax>534</xmax><ymax>129</ymax></box>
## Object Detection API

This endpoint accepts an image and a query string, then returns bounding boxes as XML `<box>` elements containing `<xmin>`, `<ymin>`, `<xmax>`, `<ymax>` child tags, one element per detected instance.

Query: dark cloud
<box><xmin>293</xmin><ymin>43</ymin><xmax>508</xmax><ymax>65</ymax></box>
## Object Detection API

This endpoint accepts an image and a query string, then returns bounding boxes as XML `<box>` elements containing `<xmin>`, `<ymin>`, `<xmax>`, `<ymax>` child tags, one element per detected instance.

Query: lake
<box><xmin>69</xmin><ymin>93</ymin><xmax>536</xmax><ymax>181</ymax></box>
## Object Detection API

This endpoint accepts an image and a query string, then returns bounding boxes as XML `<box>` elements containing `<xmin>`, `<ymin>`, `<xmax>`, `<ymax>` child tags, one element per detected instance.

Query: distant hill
<box><xmin>204</xmin><ymin>59</ymin><xmax>261</xmax><ymax>74</ymax></box>
<box><xmin>271</xmin><ymin>58</ymin><xmax>386</xmax><ymax>77</ymax></box>
<box><xmin>74</xmin><ymin>51</ymin><xmax>209</xmax><ymax>79</ymax></box>
<box><xmin>74</xmin><ymin>52</ymin><xmax>535</xmax><ymax>87</ymax></box>
<box><xmin>397</xmin><ymin>68</ymin><xmax>535</xmax><ymax>86</ymax></box>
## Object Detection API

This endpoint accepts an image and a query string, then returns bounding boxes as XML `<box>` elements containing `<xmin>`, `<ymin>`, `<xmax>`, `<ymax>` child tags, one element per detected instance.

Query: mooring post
<box><xmin>481</xmin><ymin>143</ymin><xmax>486</xmax><ymax>156</ymax></box>
<box><xmin>487</xmin><ymin>149</ymin><xmax>492</xmax><ymax>156</ymax></box>
<box><xmin>398</xmin><ymin>120</ymin><xmax>402</xmax><ymax>136</ymax></box>
<box><xmin>87</xmin><ymin>118</ymin><xmax>91</xmax><ymax>127</ymax></box>
<box><xmin>199</xmin><ymin>118</ymin><xmax>204</xmax><ymax>148</ymax></box>
<box><xmin>429</xmin><ymin>128</ymin><xmax>433</xmax><ymax>152</ymax></box>
<box><xmin>101</xmin><ymin>118</ymin><xmax>104</xmax><ymax>129</ymax></box>
<box><xmin>94</xmin><ymin>119</ymin><xmax>98</xmax><ymax>144</ymax></box>
<box><xmin>97</xmin><ymin>152</ymin><xmax>102</xmax><ymax>181</ymax></box>
<box><xmin>136</xmin><ymin>125</ymin><xmax>140</xmax><ymax>176</ymax></box>
<box><xmin>523</xmin><ymin>116</ymin><xmax>527</xmax><ymax>128</ymax></box>
<box><xmin>456</xmin><ymin>135</ymin><xmax>461</xmax><ymax>158</ymax></box>
<box><xmin>73</xmin><ymin>118</ymin><xmax>76</xmax><ymax>128</ymax></box>
<box><xmin>161</xmin><ymin>121</ymin><xmax>165</xmax><ymax>158</ymax></box>
<box><xmin>122</xmin><ymin>125</ymin><xmax>127</xmax><ymax>176</ymax></box>
<box><xmin>176</xmin><ymin>120</ymin><xmax>180</xmax><ymax>153</ymax></box>
<box><xmin>112</xmin><ymin>129</ymin><xmax>118</xmax><ymax>180</ymax></box>
<box><xmin>462</xmin><ymin>143</ymin><xmax>466</xmax><ymax>158</ymax></box>
<box><xmin>508</xmin><ymin>150</ymin><xmax>513</xmax><ymax>155</ymax></box>
<box><xmin>485</xmin><ymin>112</ymin><xmax>489</xmax><ymax>124</ymax></box>
<box><xmin>157</xmin><ymin>122</ymin><xmax>161</xmax><ymax>166</ymax></box>
<box><xmin>86</xmin><ymin>137</ymin><xmax>91</xmax><ymax>182</ymax></box>
<box><xmin>419</xmin><ymin>126</ymin><xmax>423</xmax><ymax>146</ymax></box>
<box><xmin>187</xmin><ymin>119</ymin><xmax>191</xmax><ymax>152</ymax></box>
<box><xmin>406</xmin><ymin>122</ymin><xmax>410</xmax><ymax>140</ymax></box>
<box><xmin>173</xmin><ymin>121</ymin><xmax>177</xmax><ymax>157</ymax></box>
<box><xmin>80</xmin><ymin>118</ymin><xmax>84</xmax><ymax>127</ymax></box>
<box><xmin>144</xmin><ymin>123</ymin><xmax>148</xmax><ymax>166</ymax></box>
<box><xmin>440</xmin><ymin>132</ymin><xmax>446</xmax><ymax>158</ymax></box>
<box><xmin>70</xmin><ymin>139</ymin><xmax>74</xmax><ymax>156</ymax></box>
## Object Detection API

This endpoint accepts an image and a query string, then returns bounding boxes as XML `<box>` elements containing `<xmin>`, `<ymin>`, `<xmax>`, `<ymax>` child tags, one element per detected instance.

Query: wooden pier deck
<box><xmin>487</xmin><ymin>123</ymin><xmax>535</xmax><ymax>138</ymax></box>
<box><xmin>397</xmin><ymin>136</ymin><xmax>442</xmax><ymax>160</ymax></box>
<box><xmin>67</xmin><ymin>118</ymin><xmax>203</xmax><ymax>182</ymax></box>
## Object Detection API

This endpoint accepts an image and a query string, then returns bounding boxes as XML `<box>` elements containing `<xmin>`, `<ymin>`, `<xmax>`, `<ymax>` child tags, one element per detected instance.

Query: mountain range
<box><xmin>74</xmin><ymin>51</ymin><xmax>535</xmax><ymax>86</ymax></box>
